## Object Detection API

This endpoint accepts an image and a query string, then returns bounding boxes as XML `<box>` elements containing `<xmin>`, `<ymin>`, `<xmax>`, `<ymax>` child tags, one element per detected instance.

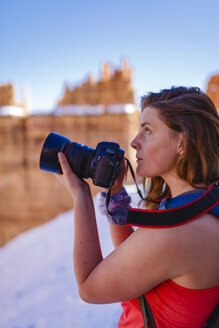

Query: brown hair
<box><xmin>141</xmin><ymin>86</ymin><xmax>219</xmax><ymax>209</ymax></box>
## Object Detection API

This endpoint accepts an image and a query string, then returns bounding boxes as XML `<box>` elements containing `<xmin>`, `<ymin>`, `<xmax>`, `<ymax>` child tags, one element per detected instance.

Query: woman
<box><xmin>56</xmin><ymin>86</ymin><xmax>219</xmax><ymax>327</ymax></box>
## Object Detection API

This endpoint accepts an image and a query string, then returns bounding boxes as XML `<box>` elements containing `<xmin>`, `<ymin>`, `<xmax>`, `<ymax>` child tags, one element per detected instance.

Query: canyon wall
<box><xmin>0</xmin><ymin>111</ymin><xmax>139</xmax><ymax>245</ymax></box>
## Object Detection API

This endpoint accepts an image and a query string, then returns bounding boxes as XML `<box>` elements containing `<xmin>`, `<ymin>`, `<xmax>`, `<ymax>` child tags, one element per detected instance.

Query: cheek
<box><xmin>153</xmin><ymin>149</ymin><xmax>177</xmax><ymax>170</ymax></box>
<box><xmin>139</xmin><ymin>141</ymin><xmax>178</xmax><ymax>176</ymax></box>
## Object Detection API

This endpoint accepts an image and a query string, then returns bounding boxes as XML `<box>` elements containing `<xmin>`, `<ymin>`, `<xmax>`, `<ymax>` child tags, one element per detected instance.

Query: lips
<box><xmin>136</xmin><ymin>156</ymin><xmax>143</xmax><ymax>163</ymax></box>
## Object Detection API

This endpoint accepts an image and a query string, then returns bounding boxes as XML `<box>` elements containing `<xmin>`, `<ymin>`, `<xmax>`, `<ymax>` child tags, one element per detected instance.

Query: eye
<box><xmin>144</xmin><ymin>127</ymin><xmax>151</xmax><ymax>135</ymax></box>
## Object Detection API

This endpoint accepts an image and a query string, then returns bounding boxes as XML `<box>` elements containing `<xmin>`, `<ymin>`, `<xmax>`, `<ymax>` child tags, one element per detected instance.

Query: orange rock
<box><xmin>206</xmin><ymin>74</ymin><xmax>219</xmax><ymax>109</ymax></box>
<box><xmin>0</xmin><ymin>111</ymin><xmax>139</xmax><ymax>246</ymax></box>
<box><xmin>58</xmin><ymin>59</ymin><xmax>135</xmax><ymax>107</ymax></box>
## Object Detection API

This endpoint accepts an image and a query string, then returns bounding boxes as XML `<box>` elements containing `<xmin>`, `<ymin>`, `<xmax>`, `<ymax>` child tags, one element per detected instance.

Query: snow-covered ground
<box><xmin>0</xmin><ymin>185</ymin><xmax>140</xmax><ymax>328</ymax></box>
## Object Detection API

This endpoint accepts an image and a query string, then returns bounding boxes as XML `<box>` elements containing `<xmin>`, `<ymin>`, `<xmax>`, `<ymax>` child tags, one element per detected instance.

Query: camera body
<box><xmin>89</xmin><ymin>141</ymin><xmax>124</xmax><ymax>188</ymax></box>
<box><xmin>40</xmin><ymin>132</ymin><xmax>125</xmax><ymax>188</ymax></box>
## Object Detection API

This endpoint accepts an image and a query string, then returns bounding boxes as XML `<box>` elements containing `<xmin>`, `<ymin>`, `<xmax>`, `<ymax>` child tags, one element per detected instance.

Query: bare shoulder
<box><xmin>167</xmin><ymin>213</ymin><xmax>219</xmax><ymax>288</ymax></box>
<box><xmin>141</xmin><ymin>212</ymin><xmax>219</xmax><ymax>263</ymax></box>
<box><xmin>80</xmin><ymin>213</ymin><xmax>218</xmax><ymax>304</ymax></box>
<box><xmin>116</xmin><ymin>212</ymin><xmax>219</xmax><ymax>290</ymax></box>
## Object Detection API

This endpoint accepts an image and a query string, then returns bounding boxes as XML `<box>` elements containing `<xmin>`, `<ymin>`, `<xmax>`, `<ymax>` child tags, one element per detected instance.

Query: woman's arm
<box><xmin>56</xmin><ymin>153</ymin><xmax>103</xmax><ymax>286</ymax></box>
<box><xmin>107</xmin><ymin>160</ymin><xmax>134</xmax><ymax>248</ymax></box>
<box><xmin>109</xmin><ymin>224</ymin><xmax>134</xmax><ymax>248</ymax></box>
<box><xmin>56</xmin><ymin>153</ymin><xmax>182</xmax><ymax>304</ymax></box>
<box><xmin>73</xmin><ymin>189</ymin><xmax>103</xmax><ymax>286</ymax></box>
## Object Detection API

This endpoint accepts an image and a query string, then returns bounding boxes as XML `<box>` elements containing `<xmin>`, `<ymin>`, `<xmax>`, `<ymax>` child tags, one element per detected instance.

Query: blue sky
<box><xmin>1</xmin><ymin>0</ymin><xmax>219</xmax><ymax>110</ymax></box>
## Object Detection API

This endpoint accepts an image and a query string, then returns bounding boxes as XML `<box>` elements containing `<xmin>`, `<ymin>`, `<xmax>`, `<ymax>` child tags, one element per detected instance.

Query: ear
<box><xmin>177</xmin><ymin>133</ymin><xmax>184</xmax><ymax>155</ymax></box>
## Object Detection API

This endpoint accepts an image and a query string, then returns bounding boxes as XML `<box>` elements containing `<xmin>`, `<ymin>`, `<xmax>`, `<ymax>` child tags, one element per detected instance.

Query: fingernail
<box><xmin>58</xmin><ymin>152</ymin><xmax>63</xmax><ymax>159</ymax></box>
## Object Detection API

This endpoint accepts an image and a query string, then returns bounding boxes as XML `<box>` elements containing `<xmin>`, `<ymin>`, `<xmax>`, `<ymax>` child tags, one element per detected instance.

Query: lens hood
<box><xmin>39</xmin><ymin>132</ymin><xmax>71</xmax><ymax>173</ymax></box>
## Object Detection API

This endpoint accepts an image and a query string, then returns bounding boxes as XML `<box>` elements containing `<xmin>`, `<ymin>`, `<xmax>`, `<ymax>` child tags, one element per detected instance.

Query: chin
<box><xmin>136</xmin><ymin>166</ymin><xmax>157</xmax><ymax>178</ymax></box>
<box><xmin>136</xmin><ymin>166</ymin><xmax>148</xmax><ymax>177</ymax></box>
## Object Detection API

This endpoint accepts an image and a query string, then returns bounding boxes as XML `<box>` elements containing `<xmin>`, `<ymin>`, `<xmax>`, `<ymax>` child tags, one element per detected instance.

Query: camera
<box><xmin>39</xmin><ymin>132</ymin><xmax>124</xmax><ymax>188</ymax></box>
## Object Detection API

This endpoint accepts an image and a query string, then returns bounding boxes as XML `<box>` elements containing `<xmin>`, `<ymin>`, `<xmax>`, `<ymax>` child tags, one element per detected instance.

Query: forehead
<box><xmin>140</xmin><ymin>106</ymin><xmax>180</xmax><ymax>139</ymax></box>
<box><xmin>140</xmin><ymin>106</ymin><xmax>162</xmax><ymax>126</ymax></box>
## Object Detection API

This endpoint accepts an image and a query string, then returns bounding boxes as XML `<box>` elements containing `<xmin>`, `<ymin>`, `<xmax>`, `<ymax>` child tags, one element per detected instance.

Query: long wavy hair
<box><xmin>141</xmin><ymin>86</ymin><xmax>219</xmax><ymax>209</ymax></box>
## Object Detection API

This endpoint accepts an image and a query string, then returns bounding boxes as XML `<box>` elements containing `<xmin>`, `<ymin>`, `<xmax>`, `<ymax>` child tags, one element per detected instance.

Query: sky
<box><xmin>1</xmin><ymin>0</ymin><xmax>219</xmax><ymax>111</ymax></box>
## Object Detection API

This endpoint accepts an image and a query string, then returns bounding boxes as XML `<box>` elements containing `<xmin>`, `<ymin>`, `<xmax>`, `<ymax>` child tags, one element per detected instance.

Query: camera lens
<box><xmin>64</xmin><ymin>142</ymin><xmax>95</xmax><ymax>178</ymax></box>
<box><xmin>39</xmin><ymin>132</ymin><xmax>71</xmax><ymax>173</ymax></box>
<box><xmin>40</xmin><ymin>132</ymin><xmax>95</xmax><ymax>177</ymax></box>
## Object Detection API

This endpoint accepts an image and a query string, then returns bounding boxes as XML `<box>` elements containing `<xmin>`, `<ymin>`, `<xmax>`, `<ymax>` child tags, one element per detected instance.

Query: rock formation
<box><xmin>57</xmin><ymin>59</ymin><xmax>135</xmax><ymax>106</ymax></box>
<box><xmin>206</xmin><ymin>74</ymin><xmax>219</xmax><ymax>109</ymax></box>
<box><xmin>0</xmin><ymin>60</ymin><xmax>140</xmax><ymax>246</ymax></box>
<box><xmin>0</xmin><ymin>83</ymin><xmax>28</xmax><ymax>115</ymax></box>
<box><xmin>0</xmin><ymin>111</ymin><xmax>139</xmax><ymax>246</ymax></box>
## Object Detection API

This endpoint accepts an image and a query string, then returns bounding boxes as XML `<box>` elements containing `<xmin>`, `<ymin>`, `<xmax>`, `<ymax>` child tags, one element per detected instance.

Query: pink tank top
<box><xmin>118</xmin><ymin>279</ymin><xmax>219</xmax><ymax>328</ymax></box>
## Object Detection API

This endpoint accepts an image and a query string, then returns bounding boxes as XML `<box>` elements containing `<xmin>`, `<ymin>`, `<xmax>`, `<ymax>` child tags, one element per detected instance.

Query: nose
<box><xmin>130</xmin><ymin>134</ymin><xmax>141</xmax><ymax>150</ymax></box>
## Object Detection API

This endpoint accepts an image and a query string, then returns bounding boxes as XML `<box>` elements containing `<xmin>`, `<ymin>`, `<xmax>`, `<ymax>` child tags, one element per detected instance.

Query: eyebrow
<box><xmin>140</xmin><ymin>121</ymin><xmax>154</xmax><ymax>128</ymax></box>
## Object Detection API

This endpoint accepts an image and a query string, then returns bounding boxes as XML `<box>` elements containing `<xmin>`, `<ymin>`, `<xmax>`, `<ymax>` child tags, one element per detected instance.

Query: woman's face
<box><xmin>131</xmin><ymin>106</ymin><xmax>183</xmax><ymax>178</ymax></box>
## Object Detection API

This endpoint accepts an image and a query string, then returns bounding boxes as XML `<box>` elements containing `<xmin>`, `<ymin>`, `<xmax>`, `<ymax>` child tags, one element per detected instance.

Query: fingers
<box><xmin>56</xmin><ymin>152</ymin><xmax>90</xmax><ymax>198</ymax></box>
<box><xmin>58</xmin><ymin>152</ymin><xmax>73</xmax><ymax>176</ymax></box>
<box><xmin>58</xmin><ymin>152</ymin><xmax>80</xmax><ymax>183</ymax></box>
<box><xmin>57</xmin><ymin>152</ymin><xmax>78</xmax><ymax>191</ymax></box>
<box><xmin>121</xmin><ymin>158</ymin><xmax>126</xmax><ymax>165</ymax></box>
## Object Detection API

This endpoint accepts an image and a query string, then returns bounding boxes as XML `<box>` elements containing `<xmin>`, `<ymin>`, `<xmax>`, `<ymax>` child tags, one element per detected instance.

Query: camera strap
<box><xmin>112</xmin><ymin>183</ymin><xmax>219</xmax><ymax>227</ymax></box>
<box><xmin>125</xmin><ymin>158</ymin><xmax>160</xmax><ymax>205</ymax></box>
<box><xmin>105</xmin><ymin>158</ymin><xmax>159</xmax><ymax>219</ymax></box>
<box><xmin>105</xmin><ymin>159</ymin><xmax>219</xmax><ymax>227</ymax></box>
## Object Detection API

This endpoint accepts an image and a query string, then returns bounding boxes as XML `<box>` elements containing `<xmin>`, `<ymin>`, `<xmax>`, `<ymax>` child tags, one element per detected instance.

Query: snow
<box><xmin>54</xmin><ymin>104</ymin><xmax>105</xmax><ymax>116</ymax></box>
<box><xmin>0</xmin><ymin>106</ymin><xmax>26</xmax><ymax>117</ymax></box>
<box><xmin>53</xmin><ymin>104</ymin><xmax>137</xmax><ymax>116</ymax></box>
<box><xmin>0</xmin><ymin>104</ymin><xmax>138</xmax><ymax>117</ymax></box>
<box><xmin>107</xmin><ymin>104</ymin><xmax>137</xmax><ymax>114</ymax></box>
<box><xmin>0</xmin><ymin>185</ymin><xmax>141</xmax><ymax>328</ymax></box>
<box><xmin>30</xmin><ymin>108</ymin><xmax>54</xmax><ymax>115</ymax></box>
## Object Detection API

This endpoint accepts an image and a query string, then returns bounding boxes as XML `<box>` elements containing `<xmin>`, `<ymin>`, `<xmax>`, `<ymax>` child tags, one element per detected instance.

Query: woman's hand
<box><xmin>56</xmin><ymin>152</ymin><xmax>90</xmax><ymax>198</ymax></box>
<box><xmin>110</xmin><ymin>159</ymin><xmax>127</xmax><ymax>195</ymax></box>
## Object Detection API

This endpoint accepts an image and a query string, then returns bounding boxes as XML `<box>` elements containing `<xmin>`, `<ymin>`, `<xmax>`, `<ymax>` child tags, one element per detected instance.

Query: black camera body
<box><xmin>39</xmin><ymin>132</ymin><xmax>124</xmax><ymax>188</ymax></box>
<box><xmin>89</xmin><ymin>141</ymin><xmax>124</xmax><ymax>187</ymax></box>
